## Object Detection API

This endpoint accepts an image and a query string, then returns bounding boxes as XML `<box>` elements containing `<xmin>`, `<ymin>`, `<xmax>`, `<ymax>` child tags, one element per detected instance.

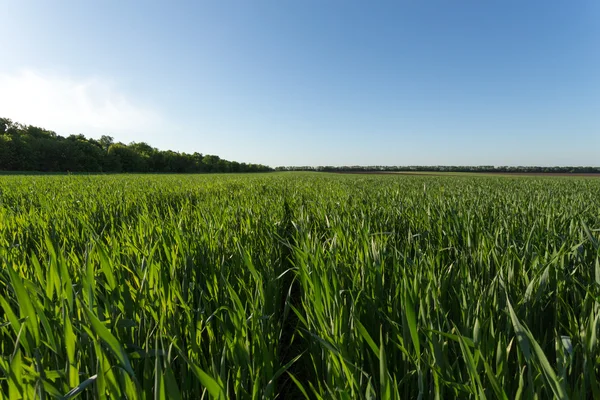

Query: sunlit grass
<box><xmin>0</xmin><ymin>173</ymin><xmax>598</xmax><ymax>398</ymax></box>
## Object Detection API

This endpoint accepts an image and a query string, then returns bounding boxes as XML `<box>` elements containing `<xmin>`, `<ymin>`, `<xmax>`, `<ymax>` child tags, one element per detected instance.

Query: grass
<box><xmin>0</xmin><ymin>172</ymin><xmax>599</xmax><ymax>399</ymax></box>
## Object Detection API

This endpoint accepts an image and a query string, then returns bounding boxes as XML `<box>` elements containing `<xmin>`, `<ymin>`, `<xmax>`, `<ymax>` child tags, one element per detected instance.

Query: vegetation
<box><xmin>277</xmin><ymin>165</ymin><xmax>600</xmax><ymax>174</ymax></box>
<box><xmin>0</xmin><ymin>173</ymin><xmax>599</xmax><ymax>399</ymax></box>
<box><xmin>0</xmin><ymin>117</ymin><xmax>272</xmax><ymax>173</ymax></box>
<box><xmin>4</xmin><ymin>117</ymin><xmax>598</xmax><ymax>177</ymax></box>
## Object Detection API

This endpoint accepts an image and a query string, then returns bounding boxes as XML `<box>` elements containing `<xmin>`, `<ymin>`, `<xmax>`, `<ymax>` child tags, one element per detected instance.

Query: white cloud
<box><xmin>0</xmin><ymin>69</ymin><xmax>164</xmax><ymax>142</ymax></box>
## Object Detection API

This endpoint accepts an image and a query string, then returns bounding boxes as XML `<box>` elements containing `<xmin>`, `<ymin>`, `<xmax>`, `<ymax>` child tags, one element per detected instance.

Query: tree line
<box><xmin>0</xmin><ymin>117</ymin><xmax>272</xmax><ymax>173</ymax></box>
<box><xmin>276</xmin><ymin>165</ymin><xmax>600</xmax><ymax>174</ymax></box>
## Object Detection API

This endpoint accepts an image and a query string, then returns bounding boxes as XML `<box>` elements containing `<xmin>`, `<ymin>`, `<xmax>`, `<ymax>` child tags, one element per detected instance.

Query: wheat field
<box><xmin>0</xmin><ymin>173</ymin><xmax>598</xmax><ymax>399</ymax></box>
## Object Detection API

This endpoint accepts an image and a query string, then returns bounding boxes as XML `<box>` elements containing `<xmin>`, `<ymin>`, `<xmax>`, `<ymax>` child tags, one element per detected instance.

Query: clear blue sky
<box><xmin>1</xmin><ymin>1</ymin><xmax>598</xmax><ymax>166</ymax></box>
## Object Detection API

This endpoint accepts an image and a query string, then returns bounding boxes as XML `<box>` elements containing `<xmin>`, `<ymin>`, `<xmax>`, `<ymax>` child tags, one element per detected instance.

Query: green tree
<box><xmin>99</xmin><ymin>135</ymin><xmax>114</xmax><ymax>152</ymax></box>
<box><xmin>0</xmin><ymin>117</ymin><xmax>274</xmax><ymax>173</ymax></box>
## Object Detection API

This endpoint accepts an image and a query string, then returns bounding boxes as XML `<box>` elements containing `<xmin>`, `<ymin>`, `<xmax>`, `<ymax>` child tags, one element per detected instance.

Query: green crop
<box><xmin>0</xmin><ymin>173</ymin><xmax>598</xmax><ymax>399</ymax></box>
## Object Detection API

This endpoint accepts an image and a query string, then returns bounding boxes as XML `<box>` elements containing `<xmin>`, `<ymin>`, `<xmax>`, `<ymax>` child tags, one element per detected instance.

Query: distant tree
<box><xmin>99</xmin><ymin>135</ymin><xmax>114</xmax><ymax>152</ymax></box>
<box><xmin>129</xmin><ymin>141</ymin><xmax>155</xmax><ymax>157</ymax></box>
<box><xmin>162</xmin><ymin>151</ymin><xmax>183</xmax><ymax>172</ymax></box>
<box><xmin>0</xmin><ymin>135</ymin><xmax>18</xmax><ymax>169</ymax></box>
<box><xmin>0</xmin><ymin>118</ymin><xmax>22</xmax><ymax>136</ymax></box>
<box><xmin>192</xmin><ymin>152</ymin><xmax>204</xmax><ymax>171</ymax></box>
<box><xmin>218</xmin><ymin>159</ymin><xmax>231</xmax><ymax>173</ymax></box>
<box><xmin>0</xmin><ymin>116</ymin><xmax>274</xmax><ymax>173</ymax></box>
<box><xmin>26</xmin><ymin>125</ymin><xmax>57</xmax><ymax>138</ymax></box>
<box><xmin>0</xmin><ymin>118</ymin><xmax>11</xmax><ymax>134</ymax></box>
<box><xmin>148</xmin><ymin>151</ymin><xmax>166</xmax><ymax>172</ymax></box>
<box><xmin>67</xmin><ymin>134</ymin><xmax>87</xmax><ymax>142</ymax></box>
<box><xmin>202</xmin><ymin>155</ymin><xmax>220</xmax><ymax>172</ymax></box>
<box><xmin>108</xmin><ymin>144</ymin><xmax>145</xmax><ymax>172</ymax></box>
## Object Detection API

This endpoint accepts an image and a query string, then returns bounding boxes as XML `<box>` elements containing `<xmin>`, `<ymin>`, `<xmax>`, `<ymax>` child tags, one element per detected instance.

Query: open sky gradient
<box><xmin>1</xmin><ymin>1</ymin><xmax>598</xmax><ymax>166</ymax></box>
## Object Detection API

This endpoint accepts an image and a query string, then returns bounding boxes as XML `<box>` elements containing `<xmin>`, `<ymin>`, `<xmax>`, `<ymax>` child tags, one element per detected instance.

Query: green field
<box><xmin>1</xmin><ymin>173</ymin><xmax>599</xmax><ymax>399</ymax></box>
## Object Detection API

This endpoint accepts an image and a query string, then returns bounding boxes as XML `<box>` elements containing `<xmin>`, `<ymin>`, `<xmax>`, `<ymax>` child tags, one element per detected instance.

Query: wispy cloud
<box><xmin>0</xmin><ymin>69</ymin><xmax>164</xmax><ymax>141</ymax></box>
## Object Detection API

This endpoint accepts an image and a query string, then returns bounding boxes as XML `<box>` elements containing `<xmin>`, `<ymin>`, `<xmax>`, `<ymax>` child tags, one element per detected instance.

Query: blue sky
<box><xmin>1</xmin><ymin>1</ymin><xmax>598</xmax><ymax>166</ymax></box>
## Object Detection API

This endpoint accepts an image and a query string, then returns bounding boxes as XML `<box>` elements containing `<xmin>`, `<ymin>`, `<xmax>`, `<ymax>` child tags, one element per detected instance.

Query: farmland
<box><xmin>0</xmin><ymin>173</ymin><xmax>599</xmax><ymax>399</ymax></box>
